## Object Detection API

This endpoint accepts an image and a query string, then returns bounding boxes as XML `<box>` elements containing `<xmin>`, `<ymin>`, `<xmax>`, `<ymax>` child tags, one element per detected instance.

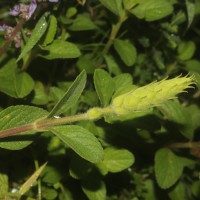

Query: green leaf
<box><xmin>185</xmin><ymin>59</ymin><xmax>200</xmax><ymax>74</ymax></box>
<box><xmin>130</xmin><ymin>0</ymin><xmax>173</xmax><ymax>21</ymax></box>
<box><xmin>178</xmin><ymin>41</ymin><xmax>196</xmax><ymax>61</ymax></box>
<box><xmin>39</xmin><ymin>40</ymin><xmax>81</xmax><ymax>59</ymax></box>
<box><xmin>143</xmin><ymin>179</ymin><xmax>157</xmax><ymax>200</ymax></box>
<box><xmin>191</xmin><ymin>181</ymin><xmax>200</xmax><ymax>198</ymax></box>
<box><xmin>98</xmin><ymin>148</ymin><xmax>134</xmax><ymax>173</ymax></box>
<box><xmin>42</xmin><ymin>15</ymin><xmax>57</xmax><ymax>46</ymax></box>
<box><xmin>123</xmin><ymin>0</ymin><xmax>138</xmax><ymax>10</ymax></box>
<box><xmin>191</xmin><ymin>72</ymin><xmax>200</xmax><ymax>89</ymax></box>
<box><xmin>42</xmin><ymin>187</ymin><xmax>58</xmax><ymax>200</ymax></box>
<box><xmin>0</xmin><ymin>105</ymin><xmax>48</xmax><ymax>150</ymax></box>
<box><xmin>104</xmin><ymin>54</ymin><xmax>122</xmax><ymax>75</ymax></box>
<box><xmin>113</xmin><ymin>73</ymin><xmax>133</xmax><ymax>97</ymax></box>
<box><xmin>69</xmin><ymin>156</ymin><xmax>93</xmax><ymax>179</ymax></box>
<box><xmin>49</xmin><ymin>125</ymin><xmax>104</xmax><ymax>163</ymax></box>
<box><xmin>168</xmin><ymin>182</ymin><xmax>188</xmax><ymax>200</ymax></box>
<box><xmin>114</xmin><ymin>39</ymin><xmax>137</xmax><ymax>66</ymax></box>
<box><xmin>42</xmin><ymin>165</ymin><xmax>63</xmax><ymax>184</ymax></box>
<box><xmin>66</xmin><ymin>7</ymin><xmax>77</xmax><ymax>18</ymax></box>
<box><xmin>69</xmin><ymin>14</ymin><xmax>97</xmax><ymax>31</ymax></box>
<box><xmin>81</xmin><ymin>174</ymin><xmax>106</xmax><ymax>200</ymax></box>
<box><xmin>48</xmin><ymin>70</ymin><xmax>86</xmax><ymax>118</ymax></box>
<box><xmin>17</xmin><ymin>13</ymin><xmax>49</xmax><ymax>61</ymax></box>
<box><xmin>0</xmin><ymin>173</ymin><xmax>8</xmax><ymax>194</ymax></box>
<box><xmin>19</xmin><ymin>163</ymin><xmax>47</xmax><ymax>196</ymax></box>
<box><xmin>159</xmin><ymin>100</ymin><xmax>194</xmax><ymax>139</ymax></box>
<box><xmin>185</xmin><ymin>0</ymin><xmax>195</xmax><ymax>28</ymax></box>
<box><xmin>155</xmin><ymin>148</ymin><xmax>184</xmax><ymax>189</ymax></box>
<box><xmin>100</xmin><ymin>0</ymin><xmax>123</xmax><ymax>16</ymax></box>
<box><xmin>31</xmin><ymin>81</ymin><xmax>49</xmax><ymax>105</ymax></box>
<box><xmin>94</xmin><ymin>69</ymin><xmax>115</xmax><ymax>107</ymax></box>
<box><xmin>77</xmin><ymin>54</ymin><xmax>95</xmax><ymax>74</ymax></box>
<box><xmin>0</xmin><ymin>59</ymin><xmax>34</xmax><ymax>98</ymax></box>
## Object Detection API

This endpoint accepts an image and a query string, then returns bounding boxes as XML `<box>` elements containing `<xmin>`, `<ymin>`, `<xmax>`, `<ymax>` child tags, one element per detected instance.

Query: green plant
<box><xmin>0</xmin><ymin>0</ymin><xmax>200</xmax><ymax>200</ymax></box>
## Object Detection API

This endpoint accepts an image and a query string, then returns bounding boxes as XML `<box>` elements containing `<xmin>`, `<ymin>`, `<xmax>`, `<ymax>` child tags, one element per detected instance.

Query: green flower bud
<box><xmin>112</xmin><ymin>75</ymin><xmax>194</xmax><ymax>115</ymax></box>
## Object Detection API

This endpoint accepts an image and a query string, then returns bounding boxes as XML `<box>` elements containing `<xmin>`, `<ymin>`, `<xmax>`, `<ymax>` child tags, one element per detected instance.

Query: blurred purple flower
<box><xmin>28</xmin><ymin>0</ymin><xmax>37</xmax><ymax>19</ymax></box>
<box><xmin>9</xmin><ymin>5</ymin><xmax>20</xmax><ymax>16</ymax></box>
<box><xmin>9</xmin><ymin>0</ymin><xmax>37</xmax><ymax>20</ymax></box>
<box><xmin>0</xmin><ymin>25</ymin><xmax>21</xmax><ymax>48</ymax></box>
<box><xmin>0</xmin><ymin>24</ymin><xmax>9</xmax><ymax>31</ymax></box>
<box><xmin>9</xmin><ymin>0</ymin><xmax>58</xmax><ymax>20</ymax></box>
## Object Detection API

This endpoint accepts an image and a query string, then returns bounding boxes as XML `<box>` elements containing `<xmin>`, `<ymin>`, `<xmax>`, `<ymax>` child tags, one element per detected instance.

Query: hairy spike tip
<box><xmin>111</xmin><ymin>75</ymin><xmax>195</xmax><ymax>115</ymax></box>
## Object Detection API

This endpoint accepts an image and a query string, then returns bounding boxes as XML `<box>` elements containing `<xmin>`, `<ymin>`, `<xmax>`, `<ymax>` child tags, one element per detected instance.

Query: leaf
<box><xmin>42</xmin><ymin>165</ymin><xmax>63</xmax><ymax>184</ymax></box>
<box><xmin>42</xmin><ymin>187</ymin><xmax>58</xmax><ymax>200</ymax></box>
<box><xmin>39</xmin><ymin>40</ymin><xmax>81</xmax><ymax>59</ymax></box>
<box><xmin>123</xmin><ymin>0</ymin><xmax>138</xmax><ymax>10</ymax></box>
<box><xmin>178</xmin><ymin>41</ymin><xmax>196</xmax><ymax>61</ymax></box>
<box><xmin>81</xmin><ymin>174</ymin><xmax>106</xmax><ymax>200</ymax></box>
<box><xmin>100</xmin><ymin>0</ymin><xmax>123</xmax><ymax>16</ymax></box>
<box><xmin>191</xmin><ymin>181</ymin><xmax>200</xmax><ymax>198</ymax></box>
<box><xmin>69</xmin><ymin>14</ymin><xmax>97</xmax><ymax>31</ymax></box>
<box><xmin>168</xmin><ymin>182</ymin><xmax>188</xmax><ymax>200</ymax></box>
<box><xmin>19</xmin><ymin>162</ymin><xmax>47</xmax><ymax>196</ymax></box>
<box><xmin>48</xmin><ymin>70</ymin><xmax>86</xmax><ymax>118</ymax></box>
<box><xmin>98</xmin><ymin>148</ymin><xmax>134</xmax><ymax>173</ymax></box>
<box><xmin>42</xmin><ymin>15</ymin><xmax>57</xmax><ymax>46</ymax></box>
<box><xmin>49</xmin><ymin>125</ymin><xmax>104</xmax><ymax>163</ymax></box>
<box><xmin>113</xmin><ymin>73</ymin><xmax>133</xmax><ymax>97</ymax></box>
<box><xmin>0</xmin><ymin>59</ymin><xmax>34</xmax><ymax>98</ymax></box>
<box><xmin>130</xmin><ymin>0</ymin><xmax>173</xmax><ymax>21</ymax></box>
<box><xmin>155</xmin><ymin>148</ymin><xmax>184</xmax><ymax>189</ymax></box>
<box><xmin>31</xmin><ymin>81</ymin><xmax>49</xmax><ymax>105</ymax></box>
<box><xmin>17</xmin><ymin>13</ymin><xmax>49</xmax><ymax>61</ymax></box>
<box><xmin>185</xmin><ymin>59</ymin><xmax>200</xmax><ymax>74</ymax></box>
<box><xmin>114</xmin><ymin>39</ymin><xmax>137</xmax><ymax>66</ymax></box>
<box><xmin>69</xmin><ymin>156</ymin><xmax>93</xmax><ymax>179</ymax></box>
<box><xmin>94</xmin><ymin>69</ymin><xmax>115</xmax><ymax>107</ymax></box>
<box><xmin>104</xmin><ymin>54</ymin><xmax>122</xmax><ymax>75</ymax></box>
<box><xmin>0</xmin><ymin>105</ymin><xmax>48</xmax><ymax>150</ymax></box>
<box><xmin>190</xmin><ymin>72</ymin><xmax>200</xmax><ymax>89</ymax></box>
<box><xmin>0</xmin><ymin>173</ymin><xmax>8</xmax><ymax>194</ymax></box>
<box><xmin>77</xmin><ymin>54</ymin><xmax>95</xmax><ymax>74</ymax></box>
<box><xmin>159</xmin><ymin>100</ymin><xmax>194</xmax><ymax>139</ymax></box>
<box><xmin>185</xmin><ymin>0</ymin><xmax>195</xmax><ymax>28</ymax></box>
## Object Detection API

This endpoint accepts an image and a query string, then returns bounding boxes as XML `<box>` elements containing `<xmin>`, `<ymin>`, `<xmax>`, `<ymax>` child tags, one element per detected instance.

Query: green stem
<box><xmin>102</xmin><ymin>11</ymin><xmax>127</xmax><ymax>56</ymax></box>
<box><xmin>96</xmin><ymin>11</ymin><xmax>128</xmax><ymax>66</ymax></box>
<box><xmin>35</xmin><ymin>113</ymin><xmax>88</xmax><ymax>130</ymax></box>
<box><xmin>32</xmin><ymin>150</ymin><xmax>42</xmax><ymax>200</ymax></box>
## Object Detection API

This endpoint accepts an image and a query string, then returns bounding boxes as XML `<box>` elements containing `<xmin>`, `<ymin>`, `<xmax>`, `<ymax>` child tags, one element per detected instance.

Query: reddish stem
<box><xmin>0</xmin><ymin>18</ymin><xmax>26</xmax><ymax>56</ymax></box>
<box><xmin>0</xmin><ymin>124</ymin><xmax>33</xmax><ymax>139</ymax></box>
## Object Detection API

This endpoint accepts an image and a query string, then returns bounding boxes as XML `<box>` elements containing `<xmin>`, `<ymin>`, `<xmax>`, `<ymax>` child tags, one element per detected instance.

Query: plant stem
<box><xmin>35</xmin><ymin>113</ymin><xmax>88</xmax><ymax>130</ymax></box>
<box><xmin>31</xmin><ymin>149</ymin><xmax>42</xmax><ymax>200</ymax></box>
<box><xmin>0</xmin><ymin>124</ymin><xmax>34</xmax><ymax>139</ymax></box>
<box><xmin>0</xmin><ymin>106</ymin><xmax>114</xmax><ymax>139</ymax></box>
<box><xmin>102</xmin><ymin>12</ymin><xmax>127</xmax><ymax>56</ymax></box>
<box><xmin>96</xmin><ymin>11</ymin><xmax>127</xmax><ymax>66</ymax></box>
<box><xmin>169</xmin><ymin>141</ymin><xmax>200</xmax><ymax>149</ymax></box>
<box><xmin>0</xmin><ymin>18</ymin><xmax>26</xmax><ymax>56</ymax></box>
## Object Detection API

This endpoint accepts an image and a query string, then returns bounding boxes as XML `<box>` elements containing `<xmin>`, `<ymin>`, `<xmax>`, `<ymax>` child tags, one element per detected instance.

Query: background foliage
<box><xmin>0</xmin><ymin>0</ymin><xmax>200</xmax><ymax>199</ymax></box>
